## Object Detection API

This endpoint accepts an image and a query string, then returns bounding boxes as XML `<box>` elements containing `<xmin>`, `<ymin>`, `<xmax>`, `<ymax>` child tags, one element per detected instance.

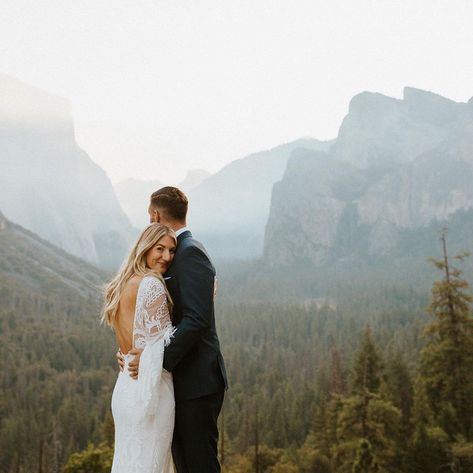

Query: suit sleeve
<box><xmin>163</xmin><ymin>245</ymin><xmax>215</xmax><ymax>372</ymax></box>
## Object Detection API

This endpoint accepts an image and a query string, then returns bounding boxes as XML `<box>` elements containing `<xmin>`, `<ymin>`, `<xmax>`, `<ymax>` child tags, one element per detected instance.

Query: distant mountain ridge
<box><xmin>264</xmin><ymin>87</ymin><xmax>473</xmax><ymax>266</ymax></box>
<box><xmin>0</xmin><ymin>210</ymin><xmax>106</xmax><ymax>298</ymax></box>
<box><xmin>0</xmin><ymin>74</ymin><xmax>134</xmax><ymax>269</ymax></box>
<box><xmin>187</xmin><ymin>138</ymin><xmax>332</xmax><ymax>259</ymax></box>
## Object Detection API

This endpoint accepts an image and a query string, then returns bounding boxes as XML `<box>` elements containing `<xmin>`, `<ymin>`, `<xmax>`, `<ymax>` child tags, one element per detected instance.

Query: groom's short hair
<box><xmin>150</xmin><ymin>186</ymin><xmax>188</xmax><ymax>222</ymax></box>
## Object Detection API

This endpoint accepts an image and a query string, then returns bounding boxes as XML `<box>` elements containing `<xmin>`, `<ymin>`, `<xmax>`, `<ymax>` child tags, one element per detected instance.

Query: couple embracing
<box><xmin>102</xmin><ymin>186</ymin><xmax>228</xmax><ymax>473</ymax></box>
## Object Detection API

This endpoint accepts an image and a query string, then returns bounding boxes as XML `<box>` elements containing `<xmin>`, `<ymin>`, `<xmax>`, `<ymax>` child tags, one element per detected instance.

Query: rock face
<box><xmin>264</xmin><ymin>88</ymin><xmax>473</xmax><ymax>266</ymax></box>
<box><xmin>188</xmin><ymin>139</ymin><xmax>332</xmax><ymax>259</ymax></box>
<box><xmin>0</xmin><ymin>74</ymin><xmax>134</xmax><ymax>268</ymax></box>
<box><xmin>179</xmin><ymin>169</ymin><xmax>211</xmax><ymax>193</ymax></box>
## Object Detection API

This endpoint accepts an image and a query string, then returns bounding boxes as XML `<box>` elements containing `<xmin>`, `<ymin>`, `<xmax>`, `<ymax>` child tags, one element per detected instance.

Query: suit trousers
<box><xmin>172</xmin><ymin>390</ymin><xmax>224</xmax><ymax>473</ymax></box>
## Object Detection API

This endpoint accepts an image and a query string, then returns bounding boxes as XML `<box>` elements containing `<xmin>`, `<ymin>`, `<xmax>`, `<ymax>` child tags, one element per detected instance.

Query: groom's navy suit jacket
<box><xmin>163</xmin><ymin>230</ymin><xmax>227</xmax><ymax>401</ymax></box>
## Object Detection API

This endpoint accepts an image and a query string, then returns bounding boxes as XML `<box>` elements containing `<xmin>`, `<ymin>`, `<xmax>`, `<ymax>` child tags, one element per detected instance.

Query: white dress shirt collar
<box><xmin>175</xmin><ymin>226</ymin><xmax>189</xmax><ymax>237</ymax></box>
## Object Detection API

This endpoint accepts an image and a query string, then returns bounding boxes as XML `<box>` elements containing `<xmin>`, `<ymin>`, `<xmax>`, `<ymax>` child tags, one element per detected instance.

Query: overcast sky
<box><xmin>1</xmin><ymin>0</ymin><xmax>473</xmax><ymax>183</ymax></box>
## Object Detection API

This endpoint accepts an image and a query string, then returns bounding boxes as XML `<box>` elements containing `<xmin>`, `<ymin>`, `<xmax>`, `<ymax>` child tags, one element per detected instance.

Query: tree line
<box><xmin>1</xmin><ymin>237</ymin><xmax>472</xmax><ymax>472</ymax></box>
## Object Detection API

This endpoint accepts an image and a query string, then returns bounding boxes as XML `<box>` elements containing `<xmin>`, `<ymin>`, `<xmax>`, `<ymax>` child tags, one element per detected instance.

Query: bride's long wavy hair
<box><xmin>101</xmin><ymin>223</ymin><xmax>176</xmax><ymax>326</ymax></box>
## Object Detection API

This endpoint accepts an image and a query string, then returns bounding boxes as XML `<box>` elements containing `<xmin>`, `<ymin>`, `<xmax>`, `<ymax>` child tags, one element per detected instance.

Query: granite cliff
<box><xmin>0</xmin><ymin>74</ymin><xmax>134</xmax><ymax>268</ymax></box>
<box><xmin>188</xmin><ymin>138</ymin><xmax>331</xmax><ymax>259</ymax></box>
<box><xmin>264</xmin><ymin>88</ymin><xmax>473</xmax><ymax>266</ymax></box>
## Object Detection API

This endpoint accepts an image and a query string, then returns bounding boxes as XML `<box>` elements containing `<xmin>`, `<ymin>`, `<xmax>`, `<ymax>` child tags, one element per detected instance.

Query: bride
<box><xmin>102</xmin><ymin>223</ymin><xmax>177</xmax><ymax>473</ymax></box>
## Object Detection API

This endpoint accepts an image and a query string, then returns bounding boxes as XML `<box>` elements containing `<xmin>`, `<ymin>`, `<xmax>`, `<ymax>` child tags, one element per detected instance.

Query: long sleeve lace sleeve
<box><xmin>134</xmin><ymin>276</ymin><xmax>175</xmax><ymax>413</ymax></box>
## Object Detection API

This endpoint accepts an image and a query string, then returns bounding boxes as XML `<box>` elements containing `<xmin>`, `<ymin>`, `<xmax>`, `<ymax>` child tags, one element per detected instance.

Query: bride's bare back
<box><xmin>111</xmin><ymin>274</ymin><xmax>175</xmax><ymax>473</ymax></box>
<box><xmin>114</xmin><ymin>275</ymin><xmax>143</xmax><ymax>354</ymax></box>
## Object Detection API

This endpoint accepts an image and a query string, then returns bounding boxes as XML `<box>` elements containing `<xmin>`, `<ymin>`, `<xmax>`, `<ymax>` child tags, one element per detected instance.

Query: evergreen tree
<box><xmin>63</xmin><ymin>443</ymin><xmax>113</xmax><ymax>473</ymax></box>
<box><xmin>329</xmin><ymin>341</ymin><xmax>347</xmax><ymax>396</ymax></box>
<box><xmin>333</xmin><ymin>329</ymin><xmax>401</xmax><ymax>472</ymax></box>
<box><xmin>383</xmin><ymin>352</ymin><xmax>414</xmax><ymax>469</ymax></box>
<box><xmin>384</xmin><ymin>353</ymin><xmax>413</xmax><ymax>437</ymax></box>
<box><xmin>420</xmin><ymin>231</ymin><xmax>473</xmax><ymax>440</ymax></box>
<box><xmin>352</xmin><ymin>326</ymin><xmax>382</xmax><ymax>395</ymax></box>
<box><xmin>404</xmin><ymin>378</ymin><xmax>451</xmax><ymax>473</ymax></box>
<box><xmin>352</xmin><ymin>439</ymin><xmax>379</xmax><ymax>473</ymax></box>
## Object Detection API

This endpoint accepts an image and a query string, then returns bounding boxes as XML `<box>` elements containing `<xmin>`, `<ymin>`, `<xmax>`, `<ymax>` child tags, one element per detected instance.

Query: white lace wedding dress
<box><xmin>111</xmin><ymin>276</ymin><xmax>176</xmax><ymax>473</ymax></box>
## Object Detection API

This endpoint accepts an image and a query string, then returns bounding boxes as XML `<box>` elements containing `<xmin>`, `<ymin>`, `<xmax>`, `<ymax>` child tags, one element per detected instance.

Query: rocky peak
<box><xmin>179</xmin><ymin>169</ymin><xmax>211</xmax><ymax>192</ymax></box>
<box><xmin>332</xmin><ymin>87</ymin><xmax>459</xmax><ymax>168</ymax></box>
<box><xmin>403</xmin><ymin>86</ymin><xmax>461</xmax><ymax>125</ymax></box>
<box><xmin>0</xmin><ymin>75</ymin><xmax>134</xmax><ymax>268</ymax></box>
<box><xmin>264</xmin><ymin>87</ymin><xmax>473</xmax><ymax>268</ymax></box>
<box><xmin>347</xmin><ymin>91</ymin><xmax>400</xmax><ymax>118</ymax></box>
<box><xmin>0</xmin><ymin>73</ymin><xmax>73</xmax><ymax>136</ymax></box>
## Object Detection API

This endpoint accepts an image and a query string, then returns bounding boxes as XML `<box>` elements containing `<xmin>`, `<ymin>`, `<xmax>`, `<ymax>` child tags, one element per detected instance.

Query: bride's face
<box><xmin>145</xmin><ymin>235</ymin><xmax>176</xmax><ymax>273</ymax></box>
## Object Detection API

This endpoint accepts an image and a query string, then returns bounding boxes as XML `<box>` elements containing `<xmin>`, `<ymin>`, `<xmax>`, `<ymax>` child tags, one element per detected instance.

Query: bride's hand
<box><xmin>127</xmin><ymin>348</ymin><xmax>143</xmax><ymax>379</ymax></box>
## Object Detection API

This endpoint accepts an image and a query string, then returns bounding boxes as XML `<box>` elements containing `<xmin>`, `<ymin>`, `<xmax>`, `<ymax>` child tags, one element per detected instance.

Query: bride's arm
<box><xmin>126</xmin><ymin>276</ymin><xmax>175</xmax><ymax>379</ymax></box>
<box><xmin>133</xmin><ymin>277</ymin><xmax>175</xmax><ymax>410</ymax></box>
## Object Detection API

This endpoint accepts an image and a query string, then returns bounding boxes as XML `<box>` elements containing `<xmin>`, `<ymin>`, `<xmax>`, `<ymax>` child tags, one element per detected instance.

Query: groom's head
<box><xmin>149</xmin><ymin>186</ymin><xmax>188</xmax><ymax>229</ymax></box>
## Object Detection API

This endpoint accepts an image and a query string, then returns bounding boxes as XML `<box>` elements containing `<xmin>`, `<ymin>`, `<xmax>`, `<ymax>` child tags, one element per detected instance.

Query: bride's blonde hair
<box><xmin>101</xmin><ymin>223</ymin><xmax>176</xmax><ymax>326</ymax></box>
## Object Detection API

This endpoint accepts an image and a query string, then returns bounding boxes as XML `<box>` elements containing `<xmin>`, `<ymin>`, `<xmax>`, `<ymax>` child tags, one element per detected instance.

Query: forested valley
<box><xmin>1</xmin><ymin>226</ymin><xmax>473</xmax><ymax>473</ymax></box>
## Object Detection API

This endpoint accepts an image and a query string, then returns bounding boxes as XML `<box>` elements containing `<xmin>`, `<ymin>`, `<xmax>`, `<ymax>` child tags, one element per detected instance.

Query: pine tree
<box><xmin>330</xmin><ymin>342</ymin><xmax>347</xmax><ymax>396</ymax></box>
<box><xmin>404</xmin><ymin>379</ymin><xmax>450</xmax><ymax>473</ymax></box>
<box><xmin>333</xmin><ymin>328</ymin><xmax>401</xmax><ymax>472</ymax></box>
<box><xmin>352</xmin><ymin>439</ymin><xmax>379</xmax><ymax>473</ymax></box>
<box><xmin>420</xmin><ymin>230</ymin><xmax>473</xmax><ymax>440</ymax></box>
<box><xmin>383</xmin><ymin>352</ymin><xmax>414</xmax><ymax>469</ymax></box>
<box><xmin>63</xmin><ymin>443</ymin><xmax>113</xmax><ymax>473</ymax></box>
<box><xmin>352</xmin><ymin>326</ymin><xmax>382</xmax><ymax>396</ymax></box>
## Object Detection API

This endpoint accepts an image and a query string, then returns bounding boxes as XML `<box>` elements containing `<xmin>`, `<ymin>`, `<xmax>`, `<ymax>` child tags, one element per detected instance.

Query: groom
<box><xmin>125</xmin><ymin>186</ymin><xmax>228</xmax><ymax>473</ymax></box>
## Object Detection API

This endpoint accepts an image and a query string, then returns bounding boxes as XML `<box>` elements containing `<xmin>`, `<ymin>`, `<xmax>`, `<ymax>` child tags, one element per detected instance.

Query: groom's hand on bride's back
<box><xmin>127</xmin><ymin>348</ymin><xmax>142</xmax><ymax>379</ymax></box>
<box><xmin>115</xmin><ymin>349</ymin><xmax>142</xmax><ymax>379</ymax></box>
<box><xmin>116</xmin><ymin>350</ymin><xmax>125</xmax><ymax>371</ymax></box>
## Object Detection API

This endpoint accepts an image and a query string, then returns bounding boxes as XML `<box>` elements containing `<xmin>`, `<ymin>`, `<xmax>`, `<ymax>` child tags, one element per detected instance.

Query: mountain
<box><xmin>179</xmin><ymin>169</ymin><xmax>211</xmax><ymax>192</ymax></box>
<box><xmin>0</xmin><ymin>74</ymin><xmax>134</xmax><ymax>268</ymax></box>
<box><xmin>264</xmin><ymin>87</ymin><xmax>473</xmax><ymax>267</ymax></box>
<box><xmin>0</xmin><ymin>210</ymin><xmax>106</xmax><ymax>299</ymax></box>
<box><xmin>114</xmin><ymin>169</ymin><xmax>210</xmax><ymax>228</ymax></box>
<box><xmin>0</xmin><ymin>210</ymin><xmax>119</xmax><ymax>472</ymax></box>
<box><xmin>114</xmin><ymin>178</ymin><xmax>164</xmax><ymax>228</ymax></box>
<box><xmin>187</xmin><ymin>138</ymin><xmax>332</xmax><ymax>259</ymax></box>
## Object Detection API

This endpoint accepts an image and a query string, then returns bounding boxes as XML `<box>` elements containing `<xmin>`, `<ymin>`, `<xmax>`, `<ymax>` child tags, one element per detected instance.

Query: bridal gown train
<box><xmin>111</xmin><ymin>276</ymin><xmax>176</xmax><ymax>473</ymax></box>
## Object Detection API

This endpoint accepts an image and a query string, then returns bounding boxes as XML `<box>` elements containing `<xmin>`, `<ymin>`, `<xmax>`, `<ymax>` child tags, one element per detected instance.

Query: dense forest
<box><xmin>1</xmin><ymin>230</ymin><xmax>473</xmax><ymax>472</ymax></box>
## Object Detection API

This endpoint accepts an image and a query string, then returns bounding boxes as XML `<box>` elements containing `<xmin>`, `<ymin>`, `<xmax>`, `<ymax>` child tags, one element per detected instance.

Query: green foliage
<box><xmin>420</xmin><ymin>245</ymin><xmax>473</xmax><ymax>440</ymax></box>
<box><xmin>2</xmin><ymin>225</ymin><xmax>472</xmax><ymax>473</ymax></box>
<box><xmin>452</xmin><ymin>440</ymin><xmax>473</xmax><ymax>472</ymax></box>
<box><xmin>352</xmin><ymin>439</ymin><xmax>379</xmax><ymax>473</ymax></box>
<box><xmin>63</xmin><ymin>443</ymin><xmax>113</xmax><ymax>473</ymax></box>
<box><xmin>0</xmin><ymin>271</ymin><xmax>116</xmax><ymax>472</ymax></box>
<box><xmin>404</xmin><ymin>422</ymin><xmax>451</xmax><ymax>473</ymax></box>
<box><xmin>268</xmin><ymin>461</ymin><xmax>299</xmax><ymax>473</ymax></box>
<box><xmin>352</xmin><ymin>326</ymin><xmax>382</xmax><ymax>394</ymax></box>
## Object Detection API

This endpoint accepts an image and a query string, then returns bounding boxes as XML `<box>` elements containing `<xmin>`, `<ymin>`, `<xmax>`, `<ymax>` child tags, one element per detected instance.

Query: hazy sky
<box><xmin>2</xmin><ymin>0</ymin><xmax>473</xmax><ymax>183</ymax></box>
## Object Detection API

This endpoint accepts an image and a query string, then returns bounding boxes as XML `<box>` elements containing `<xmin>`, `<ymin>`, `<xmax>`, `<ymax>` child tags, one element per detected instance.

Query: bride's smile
<box><xmin>146</xmin><ymin>235</ymin><xmax>176</xmax><ymax>273</ymax></box>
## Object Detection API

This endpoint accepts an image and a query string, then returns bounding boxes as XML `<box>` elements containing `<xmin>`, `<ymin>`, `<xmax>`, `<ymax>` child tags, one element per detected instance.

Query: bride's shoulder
<box><xmin>126</xmin><ymin>274</ymin><xmax>144</xmax><ymax>289</ymax></box>
<box><xmin>141</xmin><ymin>274</ymin><xmax>165</xmax><ymax>290</ymax></box>
<box><xmin>121</xmin><ymin>275</ymin><xmax>142</xmax><ymax>295</ymax></box>
<box><xmin>119</xmin><ymin>275</ymin><xmax>143</xmax><ymax>304</ymax></box>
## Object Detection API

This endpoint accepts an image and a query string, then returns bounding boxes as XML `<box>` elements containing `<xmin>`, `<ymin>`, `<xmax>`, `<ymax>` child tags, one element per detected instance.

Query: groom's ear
<box><xmin>148</xmin><ymin>206</ymin><xmax>160</xmax><ymax>223</ymax></box>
